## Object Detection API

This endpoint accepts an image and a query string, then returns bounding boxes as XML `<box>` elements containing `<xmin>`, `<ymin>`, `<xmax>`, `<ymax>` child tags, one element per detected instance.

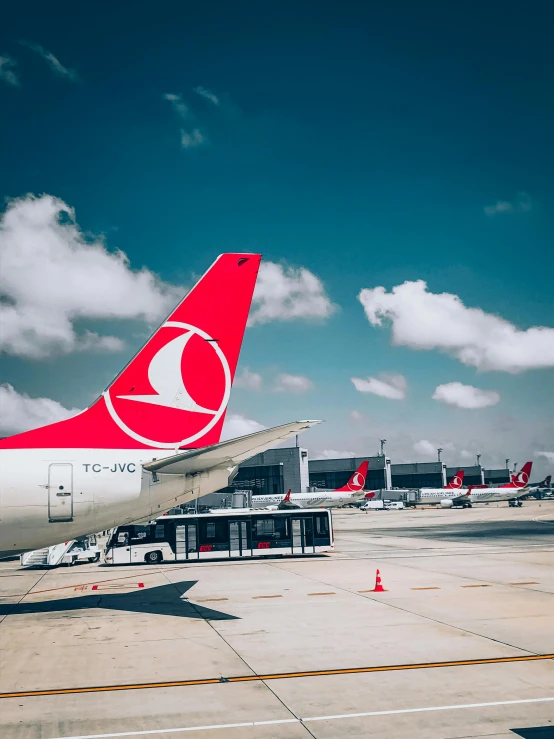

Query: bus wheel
<box><xmin>146</xmin><ymin>551</ymin><xmax>162</xmax><ymax>565</ymax></box>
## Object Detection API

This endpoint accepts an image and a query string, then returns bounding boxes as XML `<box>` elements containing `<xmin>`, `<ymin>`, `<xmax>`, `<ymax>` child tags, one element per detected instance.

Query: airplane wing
<box><xmin>142</xmin><ymin>420</ymin><xmax>321</xmax><ymax>475</ymax></box>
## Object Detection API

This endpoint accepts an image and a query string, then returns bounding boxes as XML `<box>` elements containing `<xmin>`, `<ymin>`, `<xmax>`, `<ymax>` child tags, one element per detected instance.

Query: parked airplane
<box><xmin>469</xmin><ymin>462</ymin><xmax>532</xmax><ymax>506</ymax></box>
<box><xmin>417</xmin><ymin>470</ymin><xmax>471</xmax><ymax>507</ymax></box>
<box><xmin>252</xmin><ymin>461</ymin><xmax>370</xmax><ymax>510</ymax></box>
<box><xmin>528</xmin><ymin>474</ymin><xmax>552</xmax><ymax>493</ymax></box>
<box><xmin>0</xmin><ymin>254</ymin><xmax>319</xmax><ymax>558</ymax></box>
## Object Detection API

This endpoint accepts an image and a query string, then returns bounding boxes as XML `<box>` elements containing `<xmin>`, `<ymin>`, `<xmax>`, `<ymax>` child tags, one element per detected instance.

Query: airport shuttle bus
<box><xmin>104</xmin><ymin>509</ymin><xmax>333</xmax><ymax>564</ymax></box>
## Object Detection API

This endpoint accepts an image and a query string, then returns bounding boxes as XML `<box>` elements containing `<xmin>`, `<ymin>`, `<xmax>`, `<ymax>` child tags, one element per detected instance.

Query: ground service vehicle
<box><xmin>104</xmin><ymin>509</ymin><xmax>333</xmax><ymax>564</ymax></box>
<box><xmin>21</xmin><ymin>535</ymin><xmax>101</xmax><ymax>567</ymax></box>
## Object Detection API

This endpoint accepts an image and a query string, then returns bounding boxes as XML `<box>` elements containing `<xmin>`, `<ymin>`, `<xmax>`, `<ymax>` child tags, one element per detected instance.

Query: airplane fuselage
<box><xmin>252</xmin><ymin>490</ymin><xmax>363</xmax><ymax>509</ymax></box>
<box><xmin>417</xmin><ymin>488</ymin><xmax>466</xmax><ymax>505</ymax></box>
<box><xmin>0</xmin><ymin>448</ymin><xmax>232</xmax><ymax>557</ymax></box>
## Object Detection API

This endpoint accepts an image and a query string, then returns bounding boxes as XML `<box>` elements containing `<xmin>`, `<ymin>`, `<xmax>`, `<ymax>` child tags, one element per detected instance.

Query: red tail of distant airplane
<box><xmin>505</xmin><ymin>461</ymin><xmax>533</xmax><ymax>489</ymax></box>
<box><xmin>282</xmin><ymin>489</ymin><xmax>292</xmax><ymax>503</ymax></box>
<box><xmin>335</xmin><ymin>460</ymin><xmax>369</xmax><ymax>492</ymax></box>
<box><xmin>446</xmin><ymin>470</ymin><xmax>465</xmax><ymax>489</ymax></box>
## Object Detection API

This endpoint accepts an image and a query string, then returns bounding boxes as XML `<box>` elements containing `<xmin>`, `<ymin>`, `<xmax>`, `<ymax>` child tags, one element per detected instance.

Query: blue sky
<box><xmin>1</xmin><ymin>0</ymin><xmax>553</xmax><ymax>475</ymax></box>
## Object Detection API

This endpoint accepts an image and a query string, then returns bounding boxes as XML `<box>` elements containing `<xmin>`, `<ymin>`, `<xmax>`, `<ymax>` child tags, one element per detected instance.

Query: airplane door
<box><xmin>229</xmin><ymin>520</ymin><xmax>249</xmax><ymax>557</ymax></box>
<box><xmin>48</xmin><ymin>464</ymin><xmax>73</xmax><ymax>522</ymax></box>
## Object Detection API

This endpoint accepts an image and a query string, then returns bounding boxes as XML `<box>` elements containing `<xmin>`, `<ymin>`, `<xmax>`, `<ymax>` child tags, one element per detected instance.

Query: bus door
<box><xmin>175</xmin><ymin>522</ymin><xmax>199</xmax><ymax>560</ymax></box>
<box><xmin>291</xmin><ymin>517</ymin><xmax>315</xmax><ymax>555</ymax></box>
<box><xmin>229</xmin><ymin>520</ymin><xmax>249</xmax><ymax>557</ymax></box>
<box><xmin>111</xmin><ymin>530</ymin><xmax>132</xmax><ymax>564</ymax></box>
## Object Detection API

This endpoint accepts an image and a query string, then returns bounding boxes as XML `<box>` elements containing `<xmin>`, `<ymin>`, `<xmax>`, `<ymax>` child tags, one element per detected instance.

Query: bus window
<box><xmin>116</xmin><ymin>531</ymin><xmax>129</xmax><ymax>547</ymax></box>
<box><xmin>256</xmin><ymin>518</ymin><xmax>275</xmax><ymax>536</ymax></box>
<box><xmin>253</xmin><ymin>517</ymin><xmax>290</xmax><ymax>540</ymax></box>
<box><xmin>199</xmin><ymin>519</ymin><xmax>229</xmax><ymax>550</ymax></box>
<box><xmin>154</xmin><ymin>524</ymin><xmax>165</xmax><ymax>539</ymax></box>
<box><xmin>315</xmin><ymin>515</ymin><xmax>328</xmax><ymax>536</ymax></box>
<box><xmin>130</xmin><ymin>526</ymin><xmax>149</xmax><ymax>542</ymax></box>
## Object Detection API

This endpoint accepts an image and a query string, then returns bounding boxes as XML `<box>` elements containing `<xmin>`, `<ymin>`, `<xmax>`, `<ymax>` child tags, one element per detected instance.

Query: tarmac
<box><xmin>1</xmin><ymin>500</ymin><xmax>553</xmax><ymax>739</ymax></box>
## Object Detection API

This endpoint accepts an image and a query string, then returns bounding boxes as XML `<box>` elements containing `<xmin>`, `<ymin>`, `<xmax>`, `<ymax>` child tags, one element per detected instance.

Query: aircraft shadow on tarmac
<box><xmin>0</xmin><ymin>581</ymin><xmax>238</xmax><ymax>621</ymax></box>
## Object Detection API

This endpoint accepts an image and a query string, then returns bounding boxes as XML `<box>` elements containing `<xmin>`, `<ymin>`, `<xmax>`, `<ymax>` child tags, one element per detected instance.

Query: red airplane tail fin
<box><xmin>335</xmin><ymin>460</ymin><xmax>369</xmax><ymax>492</ymax></box>
<box><xmin>511</xmin><ymin>461</ymin><xmax>533</xmax><ymax>488</ymax></box>
<box><xmin>283</xmin><ymin>489</ymin><xmax>292</xmax><ymax>502</ymax></box>
<box><xmin>446</xmin><ymin>470</ymin><xmax>465</xmax><ymax>489</ymax></box>
<box><xmin>0</xmin><ymin>254</ymin><xmax>261</xmax><ymax>450</ymax></box>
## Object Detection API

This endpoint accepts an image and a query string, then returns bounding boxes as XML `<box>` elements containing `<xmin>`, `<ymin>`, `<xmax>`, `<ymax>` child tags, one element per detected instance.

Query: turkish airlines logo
<box><xmin>514</xmin><ymin>470</ymin><xmax>529</xmax><ymax>487</ymax></box>
<box><xmin>104</xmin><ymin>321</ymin><xmax>231</xmax><ymax>448</ymax></box>
<box><xmin>451</xmin><ymin>475</ymin><xmax>462</xmax><ymax>488</ymax></box>
<box><xmin>348</xmin><ymin>472</ymin><xmax>365</xmax><ymax>491</ymax></box>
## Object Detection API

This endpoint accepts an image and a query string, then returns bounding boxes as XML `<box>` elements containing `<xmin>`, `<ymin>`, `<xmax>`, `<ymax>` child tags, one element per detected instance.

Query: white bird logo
<box><xmin>117</xmin><ymin>332</ymin><xmax>217</xmax><ymax>415</ymax></box>
<box><xmin>350</xmin><ymin>472</ymin><xmax>364</xmax><ymax>489</ymax></box>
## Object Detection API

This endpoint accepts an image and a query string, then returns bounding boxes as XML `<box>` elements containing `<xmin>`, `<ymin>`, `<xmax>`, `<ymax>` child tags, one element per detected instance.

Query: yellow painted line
<box><xmin>461</xmin><ymin>584</ymin><xmax>491</xmax><ymax>588</ymax></box>
<box><xmin>194</xmin><ymin>598</ymin><xmax>228</xmax><ymax>603</ymax></box>
<box><xmin>2</xmin><ymin>654</ymin><xmax>552</xmax><ymax>700</ymax></box>
<box><xmin>411</xmin><ymin>587</ymin><xmax>441</xmax><ymax>591</ymax></box>
<box><xmin>308</xmin><ymin>592</ymin><xmax>336</xmax><ymax>596</ymax></box>
<box><xmin>252</xmin><ymin>595</ymin><xmax>283</xmax><ymax>599</ymax></box>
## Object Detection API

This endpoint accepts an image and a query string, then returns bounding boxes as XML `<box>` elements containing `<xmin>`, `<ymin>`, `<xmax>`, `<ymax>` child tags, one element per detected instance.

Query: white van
<box><xmin>383</xmin><ymin>501</ymin><xmax>404</xmax><ymax>510</ymax></box>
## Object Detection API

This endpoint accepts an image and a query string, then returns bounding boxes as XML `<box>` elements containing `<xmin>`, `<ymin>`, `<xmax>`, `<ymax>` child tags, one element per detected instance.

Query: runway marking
<box><xmin>461</xmin><ymin>584</ymin><xmax>491</xmax><ymax>588</ymax></box>
<box><xmin>411</xmin><ymin>587</ymin><xmax>441</xmax><ymax>590</ymax></box>
<box><xmin>510</xmin><ymin>581</ymin><xmax>540</xmax><ymax>586</ymax></box>
<box><xmin>252</xmin><ymin>595</ymin><xmax>282</xmax><ymax>599</ymax></box>
<box><xmin>308</xmin><ymin>591</ymin><xmax>336</xmax><ymax>596</ymax></box>
<box><xmin>91</xmin><ymin>583</ymin><xmax>144</xmax><ymax>591</ymax></box>
<box><xmin>42</xmin><ymin>697</ymin><xmax>554</xmax><ymax>739</ymax></box>
<box><xmin>193</xmin><ymin>598</ymin><xmax>228</xmax><ymax>603</ymax></box>
<box><xmin>2</xmin><ymin>653</ymin><xmax>552</xmax><ymax>700</ymax></box>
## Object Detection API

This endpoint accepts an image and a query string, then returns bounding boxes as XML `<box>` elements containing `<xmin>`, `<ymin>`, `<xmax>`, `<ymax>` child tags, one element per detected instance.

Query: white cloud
<box><xmin>358</xmin><ymin>280</ymin><xmax>554</xmax><ymax>373</ymax></box>
<box><xmin>234</xmin><ymin>368</ymin><xmax>262</xmax><ymax>391</ymax></box>
<box><xmin>349</xmin><ymin>410</ymin><xmax>367</xmax><ymax>422</ymax></box>
<box><xmin>314</xmin><ymin>449</ymin><xmax>356</xmax><ymax>460</ymax></box>
<box><xmin>433</xmin><ymin>382</ymin><xmax>500</xmax><ymax>409</ymax></box>
<box><xmin>413</xmin><ymin>439</ymin><xmax>454</xmax><ymax>457</ymax></box>
<box><xmin>273</xmin><ymin>373</ymin><xmax>313</xmax><ymax>393</ymax></box>
<box><xmin>164</xmin><ymin>93</ymin><xmax>206</xmax><ymax>149</ymax></box>
<box><xmin>413</xmin><ymin>439</ymin><xmax>436</xmax><ymax>457</ymax></box>
<box><xmin>193</xmin><ymin>86</ymin><xmax>220</xmax><ymax>106</ymax></box>
<box><xmin>163</xmin><ymin>92</ymin><xmax>189</xmax><ymax>119</ymax></box>
<box><xmin>249</xmin><ymin>262</ymin><xmax>337</xmax><ymax>326</ymax></box>
<box><xmin>0</xmin><ymin>194</ymin><xmax>183</xmax><ymax>358</ymax></box>
<box><xmin>460</xmin><ymin>449</ymin><xmax>474</xmax><ymax>460</ymax></box>
<box><xmin>0</xmin><ymin>55</ymin><xmax>19</xmax><ymax>86</ymax></box>
<box><xmin>535</xmin><ymin>451</ymin><xmax>554</xmax><ymax>463</ymax></box>
<box><xmin>20</xmin><ymin>42</ymin><xmax>78</xmax><ymax>81</ymax></box>
<box><xmin>484</xmin><ymin>192</ymin><xmax>531</xmax><ymax>216</ymax></box>
<box><xmin>180</xmin><ymin>128</ymin><xmax>205</xmax><ymax>149</ymax></box>
<box><xmin>0</xmin><ymin>384</ymin><xmax>81</xmax><ymax>435</ymax></box>
<box><xmin>351</xmin><ymin>373</ymin><xmax>407</xmax><ymax>400</ymax></box>
<box><xmin>221</xmin><ymin>413</ymin><xmax>265</xmax><ymax>440</ymax></box>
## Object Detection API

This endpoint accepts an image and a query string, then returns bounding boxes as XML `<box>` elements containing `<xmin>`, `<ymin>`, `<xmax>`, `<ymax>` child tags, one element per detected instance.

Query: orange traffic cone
<box><xmin>372</xmin><ymin>569</ymin><xmax>387</xmax><ymax>592</ymax></box>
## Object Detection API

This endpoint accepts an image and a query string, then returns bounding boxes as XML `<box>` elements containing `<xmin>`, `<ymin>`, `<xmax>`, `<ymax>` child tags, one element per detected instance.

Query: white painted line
<box><xmin>47</xmin><ymin>719</ymin><xmax>298</xmax><ymax>739</ymax></box>
<box><xmin>46</xmin><ymin>697</ymin><xmax>554</xmax><ymax>739</ymax></box>
<box><xmin>304</xmin><ymin>696</ymin><xmax>554</xmax><ymax>721</ymax></box>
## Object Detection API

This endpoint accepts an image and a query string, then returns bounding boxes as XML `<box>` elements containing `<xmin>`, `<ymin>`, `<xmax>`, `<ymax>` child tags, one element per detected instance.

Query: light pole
<box><xmin>380</xmin><ymin>439</ymin><xmax>387</xmax><ymax>457</ymax></box>
<box><xmin>476</xmin><ymin>454</ymin><xmax>481</xmax><ymax>467</ymax></box>
<box><xmin>437</xmin><ymin>447</ymin><xmax>443</xmax><ymax>462</ymax></box>
<box><xmin>505</xmin><ymin>458</ymin><xmax>510</xmax><ymax>469</ymax></box>
<box><xmin>513</xmin><ymin>462</ymin><xmax>518</xmax><ymax>474</ymax></box>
